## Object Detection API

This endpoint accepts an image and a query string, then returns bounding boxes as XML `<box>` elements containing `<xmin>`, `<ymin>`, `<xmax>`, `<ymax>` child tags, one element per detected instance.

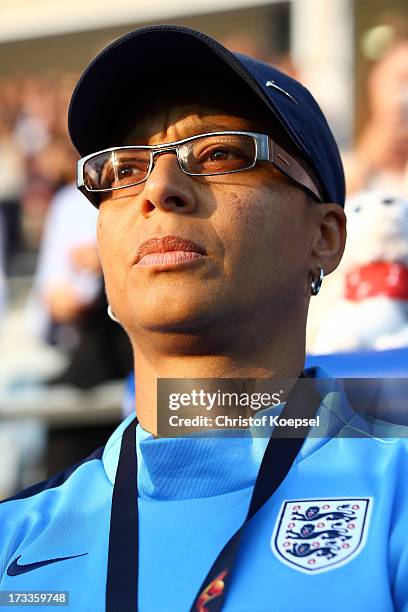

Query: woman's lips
<box><xmin>136</xmin><ymin>250</ymin><xmax>205</xmax><ymax>267</ymax></box>
<box><xmin>134</xmin><ymin>235</ymin><xmax>207</xmax><ymax>268</ymax></box>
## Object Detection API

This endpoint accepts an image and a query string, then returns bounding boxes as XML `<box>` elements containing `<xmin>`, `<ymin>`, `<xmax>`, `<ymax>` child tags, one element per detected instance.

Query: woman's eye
<box><xmin>119</xmin><ymin>165</ymin><xmax>135</xmax><ymax>176</ymax></box>
<box><xmin>208</xmin><ymin>148</ymin><xmax>230</xmax><ymax>161</ymax></box>
<box><xmin>203</xmin><ymin>146</ymin><xmax>246</xmax><ymax>163</ymax></box>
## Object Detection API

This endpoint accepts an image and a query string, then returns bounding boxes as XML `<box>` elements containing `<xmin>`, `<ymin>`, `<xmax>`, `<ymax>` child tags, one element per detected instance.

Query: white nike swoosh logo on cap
<box><xmin>266</xmin><ymin>80</ymin><xmax>298</xmax><ymax>104</ymax></box>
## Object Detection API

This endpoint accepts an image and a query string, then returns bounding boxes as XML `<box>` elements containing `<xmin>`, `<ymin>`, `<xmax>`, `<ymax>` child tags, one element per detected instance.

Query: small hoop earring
<box><xmin>310</xmin><ymin>267</ymin><xmax>324</xmax><ymax>296</ymax></box>
<box><xmin>107</xmin><ymin>304</ymin><xmax>120</xmax><ymax>323</ymax></box>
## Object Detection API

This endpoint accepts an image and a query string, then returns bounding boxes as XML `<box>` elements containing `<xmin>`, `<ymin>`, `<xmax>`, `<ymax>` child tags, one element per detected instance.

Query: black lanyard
<box><xmin>105</xmin><ymin>373</ymin><xmax>321</xmax><ymax>611</ymax></box>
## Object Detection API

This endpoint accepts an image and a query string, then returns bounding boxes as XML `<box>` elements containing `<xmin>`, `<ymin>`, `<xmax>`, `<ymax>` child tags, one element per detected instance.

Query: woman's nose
<box><xmin>138</xmin><ymin>152</ymin><xmax>196</xmax><ymax>217</ymax></box>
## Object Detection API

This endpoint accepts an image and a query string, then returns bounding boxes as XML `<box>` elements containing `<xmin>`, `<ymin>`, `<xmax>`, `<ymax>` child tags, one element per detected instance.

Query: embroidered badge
<box><xmin>272</xmin><ymin>498</ymin><xmax>372</xmax><ymax>573</ymax></box>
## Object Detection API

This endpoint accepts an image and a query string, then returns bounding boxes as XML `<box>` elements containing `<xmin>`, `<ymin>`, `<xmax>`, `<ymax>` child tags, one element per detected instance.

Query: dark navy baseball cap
<box><xmin>68</xmin><ymin>24</ymin><xmax>345</xmax><ymax>206</ymax></box>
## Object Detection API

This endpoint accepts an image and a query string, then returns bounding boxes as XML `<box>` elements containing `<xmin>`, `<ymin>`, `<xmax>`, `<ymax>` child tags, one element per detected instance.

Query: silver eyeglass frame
<box><xmin>76</xmin><ymin>131</ymin><xmax>324</xmax><ymax>207</ymax></box>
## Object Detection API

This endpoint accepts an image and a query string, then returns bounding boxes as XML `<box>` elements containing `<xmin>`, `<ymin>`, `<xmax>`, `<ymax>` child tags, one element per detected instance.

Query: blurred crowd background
<box><xmin>1</xmin><ymin>0</ymin><xmax>408</xmax><ymax>498</ymax></box>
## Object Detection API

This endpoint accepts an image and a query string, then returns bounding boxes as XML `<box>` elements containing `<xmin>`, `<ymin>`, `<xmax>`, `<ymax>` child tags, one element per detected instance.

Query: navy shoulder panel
<box><xmin>0</xmin><ymin>446</ymin><xmax>104</xmax><ymax>505</ymax></box>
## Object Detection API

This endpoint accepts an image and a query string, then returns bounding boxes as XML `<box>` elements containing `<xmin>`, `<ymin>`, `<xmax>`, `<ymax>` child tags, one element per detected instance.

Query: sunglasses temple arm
<box><xmin>267</xmin><ymin>138</ymin><xmax>324</xmax><ymax>202</ymax></box>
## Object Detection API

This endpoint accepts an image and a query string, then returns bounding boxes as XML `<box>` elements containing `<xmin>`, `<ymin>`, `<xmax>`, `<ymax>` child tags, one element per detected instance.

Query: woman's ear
<box><xmin>310</xmin><ymin>203</ymin><xmax>347</xmax><ymax>276</ymax></box>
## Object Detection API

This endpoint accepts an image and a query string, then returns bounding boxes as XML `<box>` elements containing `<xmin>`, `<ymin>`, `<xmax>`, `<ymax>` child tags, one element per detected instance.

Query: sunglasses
<box><xmin>77</xmin><ymin>131</ymin><xmax>323</xmax><ymax>206</ymax></box>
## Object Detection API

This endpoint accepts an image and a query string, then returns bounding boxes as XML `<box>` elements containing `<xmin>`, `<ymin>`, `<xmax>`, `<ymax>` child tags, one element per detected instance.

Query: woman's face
<box><xmin>96</xmin><ymin>101</ymin><xmax>319</xmax><ymax>348</ymax></box>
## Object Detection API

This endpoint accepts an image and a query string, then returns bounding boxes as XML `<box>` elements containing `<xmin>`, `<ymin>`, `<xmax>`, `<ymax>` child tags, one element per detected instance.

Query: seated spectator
<box><xmin>28</xmin><ymin>183</ymin><xmax>101</xmax><ymax>337</ymax></box>
<box><xmin>345</xmin><ymin>33</ymin><xmax>408</xmax><ymax>195</ymax></box>
<box><xmin>27</xmin><ymin>183</ymin><xmax>132</xmax><ymax>389</ymax></box>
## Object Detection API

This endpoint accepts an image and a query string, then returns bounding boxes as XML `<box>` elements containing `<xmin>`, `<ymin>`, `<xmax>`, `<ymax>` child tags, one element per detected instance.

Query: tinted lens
<box><xmin>83</xmin><ymin>149</ymin><xmax>151</xmax><ymax>191</ymax></box>
<box><xmin>179</xmin><ymin>134</ymin><xmax>256</xmax><ymax>175</ymax></box>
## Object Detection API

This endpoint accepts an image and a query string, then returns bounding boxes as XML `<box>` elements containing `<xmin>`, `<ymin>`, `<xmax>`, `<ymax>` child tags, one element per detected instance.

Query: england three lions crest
<box><xmin>272</xmin><ymin>498</ymin><xmax>373</xmax><ymax>573</ymax></box>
